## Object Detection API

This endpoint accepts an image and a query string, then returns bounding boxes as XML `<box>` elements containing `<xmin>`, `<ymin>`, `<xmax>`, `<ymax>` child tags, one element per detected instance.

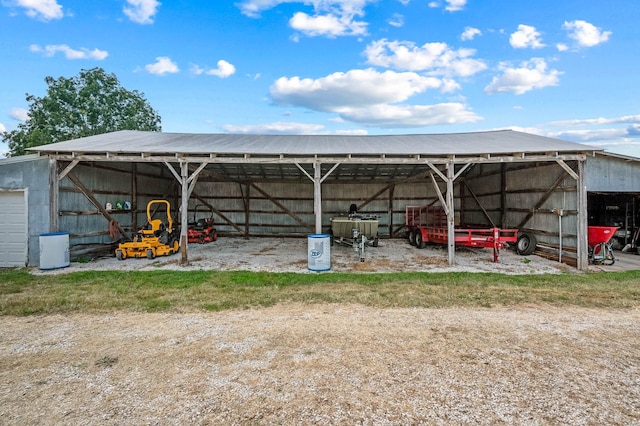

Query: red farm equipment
<box><xmin>587</xmin><ymin>225</ymin><xmax>618</xmax><ymax>265</ymax></box>
<box><xmin>187</xmin><ymin>204</ymin><xmax>218</xmax><ymax>244</ymax></box>
<box><xmin>405</xmin><ymin>205</ymin><xmax>519</xmax><ymax>262</ymax></box>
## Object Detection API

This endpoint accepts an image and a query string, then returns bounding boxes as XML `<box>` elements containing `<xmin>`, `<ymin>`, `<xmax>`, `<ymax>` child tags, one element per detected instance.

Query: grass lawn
<box><xmin>1</xmin><ymin>268</ymin><xmax>640</xmax><ymax>315</ymax></box>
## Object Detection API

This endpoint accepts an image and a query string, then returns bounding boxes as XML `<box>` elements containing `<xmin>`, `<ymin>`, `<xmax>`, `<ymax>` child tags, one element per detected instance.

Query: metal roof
<box><xmin>31</xmin><ymin>129</ymin><xmax>597</xmax><ymax>157</ymax></box>
<box><xmin>29</xmin><ymin>129</ymin><xmax>599</xmax><ymax>182</ymax></box>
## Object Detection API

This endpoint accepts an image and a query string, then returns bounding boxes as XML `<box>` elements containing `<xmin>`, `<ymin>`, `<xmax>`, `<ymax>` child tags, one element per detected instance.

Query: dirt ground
<box><xmin>8</xmin><ymin>238</ymin><xmax>638</xmax><ymax>424</ymax></box>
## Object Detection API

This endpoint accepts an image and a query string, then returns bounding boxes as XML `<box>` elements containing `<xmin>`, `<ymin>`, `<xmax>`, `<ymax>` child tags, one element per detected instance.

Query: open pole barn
<box><xmin>0</xmin><ymin>129</ymin><xmax>600</xmax><ymax>271</ymax></box>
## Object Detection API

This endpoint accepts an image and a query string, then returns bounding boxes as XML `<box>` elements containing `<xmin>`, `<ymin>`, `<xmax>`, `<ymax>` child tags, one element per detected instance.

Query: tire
<box><xmin>372</xmin><ymin>236</ymin><xmax>379</xmax><ymax>247</ymax></box>
<box><xmin>116</xmin><ymin>249</ymin><xmax>124</xmax><ymax>261</ymax></box>
<box><xmin>416</xmin><ymin>231</ymin><xmax>425</xmax><ymax>249</ymax></box>
<box><xmin>408</xmin><ymin>230</ymin><xmax>417</xmax><ymax>246</ymax></box>
<box><xmin>516</xmin><ymin>233</ymin><xmax>537</xmax><ymax>255</ymax></box>
<box><xmin>146</xmin><ymin>248</ymin><xmax>155</xmax><ymax>259</ymax></box>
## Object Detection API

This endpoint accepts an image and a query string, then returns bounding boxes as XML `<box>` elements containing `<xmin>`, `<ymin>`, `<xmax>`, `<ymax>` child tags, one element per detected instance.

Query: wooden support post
<box><xmin>388</xmin><ymin>184</ymin><xmax>395</xmax><ymax>238</ymax></box>
<box><xmin>576</xmin><ymin>160</ymin><xmax>588</xmax><ymax>271</ymax></box>
<box><xmin>240</xmin><ymin>183</ymin><xmax>250</xmax><ymax>239</ymax></box>
<box><xmin>180</xmin><ymin>162</ymin><xmax>189</xmax><ymax>265</ymax></box>
<box><xmin>500</xmin><ymin>164</ymin><xmax>507</xmax><ymax>229</ymax></box>
<box><xmin>314</xmin><ymin>163</ymin><xmax>322</xmax><ymax>234</ymax></box>
<box><xmin>446</xmin><ymin>162</ymin><xmax>455</xmax><ymax>266</ymax></box>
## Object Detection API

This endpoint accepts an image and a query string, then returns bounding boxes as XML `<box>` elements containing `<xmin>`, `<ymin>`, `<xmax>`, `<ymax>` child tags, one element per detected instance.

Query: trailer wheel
<box><xmin>516</xmin><ymin>233</ymin><xmax>537</xmax><ymax>255</ymax></box>
<box><xmin>416</xmin><ymin>231</ymin><xmax>426</xmax><ymax>249</ymax></box>
<box><xmin>408</xmin><ymin>230</ymin><xmax>417</xmax><ymax>246</ymax></box>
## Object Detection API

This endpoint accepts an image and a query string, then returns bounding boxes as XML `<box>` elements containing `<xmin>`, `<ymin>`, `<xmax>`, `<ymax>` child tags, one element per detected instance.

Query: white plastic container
<box><xmin>308</xmin><ymin>234</ymin><xmax>331</xmax><ymax>272</ymax></box>
<box><xmin>39</xmin><ymin>232</ymin><xmax>70</xmax><ymax>270</ymax></box>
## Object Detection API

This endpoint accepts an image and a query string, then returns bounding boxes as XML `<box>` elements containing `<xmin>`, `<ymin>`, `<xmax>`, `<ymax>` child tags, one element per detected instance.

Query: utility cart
<box><xmin>330</xmin><ymin>204</ymin><xmax>380</xmax><ymax>262</ymax></box>
<box><xmin>405</xmin><ymin>205</ymin><xmax>518</xmax><ymax>262</ymax></box>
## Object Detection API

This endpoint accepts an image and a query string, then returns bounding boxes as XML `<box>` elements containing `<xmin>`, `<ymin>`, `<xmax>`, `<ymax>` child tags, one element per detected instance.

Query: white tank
<box><xmin>39</xmin><ymin>232</ymin><xmax>70</xmax><ymax>270</ymax></box>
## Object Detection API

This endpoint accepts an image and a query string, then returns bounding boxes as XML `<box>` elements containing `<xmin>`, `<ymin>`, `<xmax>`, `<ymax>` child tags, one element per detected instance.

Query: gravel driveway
<box><xmin>11</xmin><ymin>237</ymin><xmax>639</xmax><ymax>424</ymax></box>
<box><xmin>1</xmin><ymin>304</ymin><xmax>639</xmax><ymax>425</ymax></box>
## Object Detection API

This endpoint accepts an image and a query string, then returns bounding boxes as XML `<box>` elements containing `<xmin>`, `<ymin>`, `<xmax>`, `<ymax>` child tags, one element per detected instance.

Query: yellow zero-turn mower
<box><xmin>115</xmin><ymin>199</ymin><xmax>180</xmax><ymax>260</ymax></box>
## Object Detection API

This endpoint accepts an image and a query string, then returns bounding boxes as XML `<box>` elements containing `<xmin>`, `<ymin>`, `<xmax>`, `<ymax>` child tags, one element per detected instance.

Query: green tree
<box><xmin>3</xmin><ymin>67</ymin><xmax>161</xmax><ymax>156</ymax></box>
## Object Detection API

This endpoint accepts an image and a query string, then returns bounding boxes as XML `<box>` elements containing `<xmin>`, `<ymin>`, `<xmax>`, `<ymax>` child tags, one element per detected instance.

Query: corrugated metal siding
<box><xmin>586</xmin><ymin>154</ymin><xmax>640</xmax><ymax>192</ymax></box>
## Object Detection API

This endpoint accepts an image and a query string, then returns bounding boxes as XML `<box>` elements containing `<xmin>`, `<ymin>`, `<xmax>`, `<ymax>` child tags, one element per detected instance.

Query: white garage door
<box><xmin>0</xmin><ymin>191</ymin><xmax>28</xmax><ymax>267</ymax></box>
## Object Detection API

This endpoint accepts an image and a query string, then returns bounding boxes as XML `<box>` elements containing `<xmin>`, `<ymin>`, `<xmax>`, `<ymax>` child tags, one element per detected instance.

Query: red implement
<box><xmin>587</xmin><ymin>226</ymin><xmax>618</xmax><ymax>246</ymax></box>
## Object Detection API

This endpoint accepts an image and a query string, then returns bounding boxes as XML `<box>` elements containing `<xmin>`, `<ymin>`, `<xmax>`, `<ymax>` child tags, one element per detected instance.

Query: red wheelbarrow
<box><xmin>587</xmin><ymin>226</ymin><xmax>618</xmax><ymax>265</ymax></box>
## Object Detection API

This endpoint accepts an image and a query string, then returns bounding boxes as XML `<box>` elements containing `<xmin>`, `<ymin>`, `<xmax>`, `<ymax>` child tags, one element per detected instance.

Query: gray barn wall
<box><xmin>0</xmin><ymin>155</ymin><xmax>51</xmax><ymax>266</ymax></box>
<box><xmin>586</xmin><ymin>154</ymin><xmax>640</xmax><ymax>192</ymax></box>
<box><xmin>463</xmin><ymin>162</ymin><xmax>578</xmax><ymax>255</ymax></box>
<box><xmin>59</xmin><ymin>162</ymin><xmax>175</xmax><ymax>258</ymax></box>
<box><xmin>190</xmin><ymin>179</ymin><xmax>446</xmax><ymax>238</ymax></box>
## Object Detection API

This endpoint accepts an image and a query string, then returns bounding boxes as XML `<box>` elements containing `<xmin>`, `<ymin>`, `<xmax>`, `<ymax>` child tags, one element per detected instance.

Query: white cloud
<box><xmin>550</xmin><ymin>115</ymin><xmax>640</xmax><ymax>127</ymax></box>
<box><xmin>222</xmin><ymin>121</ymin><xmax>369</xmax><ymax>135</ymax></box>
<box><xmin>270</xmin><ymin>68</ymin><xmax>443</xmax><ymax>111</ymax></box>
<box><xmin>8</xmin><ymin>0</ymin><xmax>63</xmax><ymax>21</ymax></box>
<box><xmin>461</xmin><ymin>26</ymin><xmax>481</xmax><ymax>41</ymax></box>
<box><xmin>339</xmin><ymin>103</ymin><xmax>481</xmax><ymax>127</ymax></box>
<box><xmin>548</xmin><ymin>128</ymin><xmax>628</xmax><ymax>142</ymax></box>
<box><xmin>563</xmin><ymin>20</ymin><xmax>611</xmax><ymax>47</ymax></box>
<box><xmin>0</xmin><ymin>122</ymin><xmax>6</xmax><ymax>132</ymax></box>
<box><xmin>222</xmin><ymin>122</ymin><xmax>326</xmax><ymax>134</ymax></box>
<box><xmin>145</xmin><ymin>56</ymin><xmax>179</xmax><ymax>75</ymax></box>
<box><xmin>269</xmin><ymin>68</ymin><xmax>481</xmax><ymax>127</ymax></box>
<box><xmin>444</xmin><ymin>0</ymin><xmax>467</xmax><ymax>12</ymax></box>
<box><xmin>191</xmin><ymin>60</ymin><xmax>236</xmax><ymax>78</ymax></box>
<box><xmin>509</xmin><ymin>24</ymin><xmax>545</xmax><ymax>49</ymax></box>
<box><xmin>556</xmin><ymin>43</ymin><xmax>568</xmax><ymax>52</ymax></box>
<box><xmin>427</xmin><ymin>0</ymin><xmax>467</xmax><ymax>11</ymax></box>
<box><xmin>388</xmin><ymin>13</ymin><xmax>404</xmax><ymax>28</ymax></box>
<box><xmin>29</xmin><ymin>44</ymin><xmax>108</xmax><ymax>60</ymax></box>
<box><xmin>237</xmin><ymin>0</ymin><xmax>370</xmax><ymax>37</ymax></box>
<box><xmin>10</xmin><ymin>107</ymin><xmax>29</xmax><ymax>121</ymax></box>
<box><xmin>289</xmin><ymin>10</ymin><xmax>367</xmax><ymax>37</ymax></box>
<box><xmin>123</xmin><ymin>0</ymin><xmax>160</xmax><ymax>24</ymax></box>
<box><xmin>364</xmin><ymin>39</ymin><xmax>487</xmax><ymax>77</ymax></box>
<box><xmin>484</xmin><ymin>58</ymin><xmax>561</xmax><ymax>95</ymax></box>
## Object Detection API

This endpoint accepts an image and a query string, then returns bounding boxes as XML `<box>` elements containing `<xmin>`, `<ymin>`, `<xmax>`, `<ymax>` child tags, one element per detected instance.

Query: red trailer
<box><xmin>405</xmin><ymin>205</ymin><xmax>518</xmax><ymax>262</ymax></box>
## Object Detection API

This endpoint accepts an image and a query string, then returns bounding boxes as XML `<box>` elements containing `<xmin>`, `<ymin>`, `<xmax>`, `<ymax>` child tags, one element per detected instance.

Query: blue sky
<box><xmin>1</xmin><ymin>0</ymin><xmax>638</xmax><ymax>158</ymax></box>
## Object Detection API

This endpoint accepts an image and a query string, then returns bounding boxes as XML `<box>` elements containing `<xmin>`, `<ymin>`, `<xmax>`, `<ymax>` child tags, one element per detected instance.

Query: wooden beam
<box><xmin>516</xmin><ymin>169</ymin><xmax>569</xmax><ymax>229</ymax></box>
<box><xmin>191</xmin><ymin>192</ymin><xmax>245</xmax><ymax>234</ymax></box>
<box><xmin>463</xmin><ymin>180</ymin><xmax>496</xmax><ymax>227</ymax></box>
<box><xmin>66</xmin><ymin>171</ymin><xmax>130</xmax><ymax>241</ymax></box>
<box><xmin>249</xmin><ymin>182</ymin><xmax>313</xmax><ymax>229</ymax></box>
